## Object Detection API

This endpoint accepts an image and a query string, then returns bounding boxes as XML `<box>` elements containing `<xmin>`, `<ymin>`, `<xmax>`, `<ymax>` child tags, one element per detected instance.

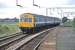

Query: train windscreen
<box><xmin>20</xmin><ymin>17</ymin><xmax>32</xmax><ymax>22</ymax></box>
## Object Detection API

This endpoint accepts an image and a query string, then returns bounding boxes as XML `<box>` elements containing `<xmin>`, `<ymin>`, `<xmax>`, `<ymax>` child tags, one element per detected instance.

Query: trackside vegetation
<box><xmin>72</xmin><ymin>18</ymin><xmax>75</xmax><ymax>27</ymax></box>
<box><xmin>63</xmin><ymin>18</ymin><xmax>75</xmax><ymax>31</ymax></box>
<box><xmin>0</xmin><ymin>23</ymin><xmax>20</xmax><ymax>37</ymax></box>
<box><xmin>63</xmin><ymin>19</ymin><xmax>73</xmax><ymax>27</ymax></box>
<box><xmin>72</xmin><ymin>18</ymin><xmax>75</xmax><ymax>31</ymax></box>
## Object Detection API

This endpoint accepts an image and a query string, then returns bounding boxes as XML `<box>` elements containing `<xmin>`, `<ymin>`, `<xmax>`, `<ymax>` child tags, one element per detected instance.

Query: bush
<box><xmin>73</xmin><ymin>18</ymin><xmax>75</xmax><ymax>27</ymax></box>
<box><xmin>0</xmin><ymin>24</ymin><xmax>20</xmax><ymax>37</ymax></box>
<box><xmin>3</xmin><ymin>26</ymin><xmax>9</xmax><ymax>31</ymax></box>
<box><xmin>62</xmin><ymin>17</ymin><xmax>68</xmax><ymax>23</ymax></box>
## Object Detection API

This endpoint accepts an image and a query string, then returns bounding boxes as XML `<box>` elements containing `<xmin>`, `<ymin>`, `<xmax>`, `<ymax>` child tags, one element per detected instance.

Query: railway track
<box><xmin>17</xmin><ymin>30</ymin><xmax>50</xmax><ymax>50</ymax></box>
<box><xmin>0</xmin><ymin>32</ymin><xmax>28</xmax><ymax>50</ymax></box>
<box><xmin>0</xmin><ymin>28</ymin><xmax>55</xmax><ymax>50</ymax></box>
<box><xmin>0</xmin><ymin>32</ymin><xmax>23</xmax><ymax>41</ymax></box>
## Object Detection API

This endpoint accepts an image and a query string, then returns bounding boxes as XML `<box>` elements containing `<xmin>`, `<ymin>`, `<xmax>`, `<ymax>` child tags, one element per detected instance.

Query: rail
<box><xmin>6</xmin><ymin>28</ymin><xmax>55</xmax><ymax>50</ymax></box>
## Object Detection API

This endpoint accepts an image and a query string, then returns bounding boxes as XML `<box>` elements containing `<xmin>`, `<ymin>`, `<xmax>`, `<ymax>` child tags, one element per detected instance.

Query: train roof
<box><xmin>21</xmin><ymin>13</ymin><xmax>60</xmax><ymax>19</ymax></box>
<box><xmin>32</xmin><ymin>14</ymin><xmax>59</xmax><ymax>19</ymax></box>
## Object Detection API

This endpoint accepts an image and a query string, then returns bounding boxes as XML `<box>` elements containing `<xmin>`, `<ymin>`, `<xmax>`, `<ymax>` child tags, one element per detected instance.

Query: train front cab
<box><xmin>18</xmin><ymin>13</ymin><xmax>35</xmax><ymax>33</ymax></box>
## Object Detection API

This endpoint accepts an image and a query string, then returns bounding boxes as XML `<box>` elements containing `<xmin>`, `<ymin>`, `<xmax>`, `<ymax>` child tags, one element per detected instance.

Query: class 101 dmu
<box><xmin>18</xmin><ymin>13</ymin><xmax>61</xmax><ymax>33</ymax></box>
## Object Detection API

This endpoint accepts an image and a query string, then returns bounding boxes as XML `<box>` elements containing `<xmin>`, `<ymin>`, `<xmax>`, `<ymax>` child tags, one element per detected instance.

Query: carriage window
<box><xmin>20</xmin><ymin>17</ymin><xmax>24</xmax><ymax>22</ymax></box>
<box><xmin>28</xmin><ymin>18</ymin><xmax>32</xmax><ymax>22</ymax></box>
<box><xmin>21</xmin><ymin>17</ymin><xmax>32</xmax><ymax>22</ymax></box>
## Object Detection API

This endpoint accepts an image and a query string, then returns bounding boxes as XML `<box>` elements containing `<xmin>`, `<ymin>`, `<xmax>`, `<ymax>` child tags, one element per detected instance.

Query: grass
<box><xmin>0</xmin><ymin>23</ymin><xmax>20</xmax><ymax>37</ymax></box>
<box><xmin>72</xmin><ymin>21</ymin><xmax>75</xmax><ymax>31</ymax></box>
<box><xmin>63</xmin><ymin>20</ymin><xmax>73</xmax><ymax>27</ymax></box>
<box><xmin>63</xmin><ymin>20</ymin><xmax>75</xmax><ymax>31</ymax></box>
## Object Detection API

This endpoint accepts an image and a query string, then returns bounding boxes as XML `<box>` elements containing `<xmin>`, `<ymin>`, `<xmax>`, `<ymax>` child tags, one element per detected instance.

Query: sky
<box><xmin>0</xmin><ymin>0</ymin><xmax>75</xmax><ymax>19</ymax></box>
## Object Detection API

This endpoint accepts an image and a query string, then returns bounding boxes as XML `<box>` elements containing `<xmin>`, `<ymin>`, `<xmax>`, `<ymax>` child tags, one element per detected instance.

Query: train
<box><xmin>18</xmin><ymin>13</ymin><xmax>61</xmax><ymax>33</ymax></box>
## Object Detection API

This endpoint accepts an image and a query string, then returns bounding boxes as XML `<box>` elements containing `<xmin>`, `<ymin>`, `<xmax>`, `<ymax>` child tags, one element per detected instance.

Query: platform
<box><xmin>38</xmin><ymin>27</ymin><xmax>58</xmax><ymax>50</ymax></box>
<box><xmin>38</xmin><ymin>27</ymin><xmax>75</xmax><ymax>50</ymax></box>
<box><xmin>57</xmin><ymin>27</ymin><xmax>75</xmax><ymax>50</ymax></box>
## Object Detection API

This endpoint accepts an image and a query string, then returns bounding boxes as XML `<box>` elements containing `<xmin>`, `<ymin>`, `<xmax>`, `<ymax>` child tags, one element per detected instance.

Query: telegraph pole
<box><xmin>33</xmin><ymin>0</ymin><xmax>34</xmax><ymax>6</ymax></box>
<box><xmin>16</xmin><ymin>0</ymin><xmax>18</xmax><ymax>5</ymax></box>
<box><xmin>46</xmin><ymin>8</ymin><xmax>48</xmax><ymax>16</ymax></box>
<box><xmin>16</xmin><ymin>0</ymin><xmax>23</xmax><ymax>7</ymax></box>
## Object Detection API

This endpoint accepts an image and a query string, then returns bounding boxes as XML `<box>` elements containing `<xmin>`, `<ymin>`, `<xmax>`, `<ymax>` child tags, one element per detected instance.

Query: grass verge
<box><xmin>0</xmin><ymin>23</ymin><xmax>20</xmax><ymax>37</ymax></box>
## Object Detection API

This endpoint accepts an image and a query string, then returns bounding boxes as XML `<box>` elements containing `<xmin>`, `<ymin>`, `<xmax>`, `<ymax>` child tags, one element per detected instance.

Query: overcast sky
<box><xmin>0</xmin><ymin>0</ymin><xmax>75</xmax><ymax>19</ymax></box>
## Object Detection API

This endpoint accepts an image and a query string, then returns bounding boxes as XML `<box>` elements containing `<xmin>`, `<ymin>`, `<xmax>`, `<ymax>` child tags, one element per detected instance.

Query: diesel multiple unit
<box><xmin>18</xmin><ymin>13</ymin><xmax>61</xmax><ymax>33</ymax></box>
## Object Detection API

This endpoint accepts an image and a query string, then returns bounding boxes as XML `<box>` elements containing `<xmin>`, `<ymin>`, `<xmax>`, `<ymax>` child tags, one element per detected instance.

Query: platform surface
<box><xmin>38</xmin><ymin>27</ymin><xmax>75</xmax><ymax>50</ymax></box>
<box><xmin>57</xmin><ymin>27</ymin><xmax>75</xmax><ymax>50</ymax></box>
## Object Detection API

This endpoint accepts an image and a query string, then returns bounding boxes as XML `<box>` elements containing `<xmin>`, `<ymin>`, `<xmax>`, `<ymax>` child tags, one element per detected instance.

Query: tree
<box><xmin>62</xmin><ymin>17</ymin><xmax>68</xmax><ymax>23</ymax></box>
<box><xmin>73</xmin><ymin>18</ymin><xmax>75</xmax><ymax>22</ymax></box>
<box><xmin>73</xmin><ymin>17</ymin><xmax>75</xmax><ymax>27</ymax></box>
